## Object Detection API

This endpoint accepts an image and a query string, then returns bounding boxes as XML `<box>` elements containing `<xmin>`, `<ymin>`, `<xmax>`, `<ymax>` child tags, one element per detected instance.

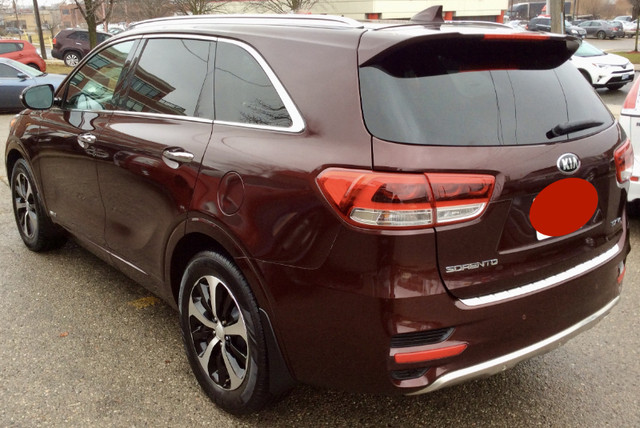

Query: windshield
<box><xmin>574</xmin><ymin>41</ymin><xmax>604</xmax><ymax>57</ymax></box>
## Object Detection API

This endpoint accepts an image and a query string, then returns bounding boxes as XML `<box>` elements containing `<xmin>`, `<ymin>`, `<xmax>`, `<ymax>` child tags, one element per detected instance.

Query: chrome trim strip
<box><xmin>460</xmin><ymin>244</ymin><xmax>620</xmax><ymax>307</ymax></box>
<box><xmin>109</xmin><ymin>251</ymin><xmax>147</xmax><ymax>275</ymax></box>
<box><xmin>408</xmin><ymin>296</ymin><xmax>620</xmax><ymax>396</ymax></box>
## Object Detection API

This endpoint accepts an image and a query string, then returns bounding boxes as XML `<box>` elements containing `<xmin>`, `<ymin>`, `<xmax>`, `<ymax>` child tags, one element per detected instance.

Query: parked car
<box><xmin>570</xmin><ymin>40</ymin><xmax>634</xmax><ymax>90</ymax></box>
<box><xmin>505</xmin><ymin>19</ymin><xmax>526</xmax><ymax>30</ymax></box>
<box><xmin>4</xmin><ymin>26</ymin><xmax>23</xmax><ymax>35</ymax></box>
<box><xmin>51</xmin><ymin>28</ymin><xmax>112</xmax><ymax>66</ymax></box>
<box><xmin>608</xmin><ymin>20</ymin><xmax>625</xmax><ymax>38</ymax></box>
<box><xmin>619</xmin><ymin>78</ymin><xmax>640</xmax><ymax>206</ymax></box>
<box><xmin>623</xmin><ymin>19</ymin><xmax>638</xmax><ymax>37</ymax></box>
<box><xmin>614</xmin><ymin>15</ymin><xmax>633</xmax><ymax>22</ymax></box>
<box><xmin>5</xmin><ymin>9</ymin><xmax>631</xmax><ymax>414</ymax></box>
<box><xmin>526</xmin><ymin>16</ymin><xmax>586</xmax><ymax>37</ymax></box>
<box><xmin>0</xmin><ymin>57</ymin><xmax>65</xmax><ymax>112</ymax></box>
<box><xmin>0</xmin><ymin>39</ymin><xmax>46</xmax><ymax>71</ymax></box>
<box><xmin>577</xmin><ymin>19</ymin><xmax>619</xmax><ymax>39</ymax></box>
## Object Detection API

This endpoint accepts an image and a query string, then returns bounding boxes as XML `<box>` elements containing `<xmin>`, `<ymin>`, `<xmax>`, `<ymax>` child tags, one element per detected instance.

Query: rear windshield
<box><xmin>360</xmin><ymin>41</ymin><xmax>613</xmax><ymax>146</ymax></box>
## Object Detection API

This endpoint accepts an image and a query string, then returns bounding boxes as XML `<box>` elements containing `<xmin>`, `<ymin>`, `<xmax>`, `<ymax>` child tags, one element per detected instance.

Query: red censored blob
<box><xmin>529</xmin><ymin>178</ymin><xmax>598</xmax><ymax>237</ymax></box>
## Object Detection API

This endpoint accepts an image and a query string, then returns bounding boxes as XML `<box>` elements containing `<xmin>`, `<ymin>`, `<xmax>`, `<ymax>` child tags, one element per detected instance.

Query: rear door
<box><xmin>359</xmin><ymin>29</ymin><xmax>627</xmax><ymax>300</ymax></box>
<box><xmin>0</xmin><ymin>61</ymin><xmax>35</xmax><ymax>110</ymax></box>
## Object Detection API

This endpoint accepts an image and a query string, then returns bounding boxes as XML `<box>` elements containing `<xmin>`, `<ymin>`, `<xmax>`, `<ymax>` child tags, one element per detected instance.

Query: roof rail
<box><xmin>129</xmin><ymin>14</ymin><xmax>364</xmax><ymax>30</ymax></box>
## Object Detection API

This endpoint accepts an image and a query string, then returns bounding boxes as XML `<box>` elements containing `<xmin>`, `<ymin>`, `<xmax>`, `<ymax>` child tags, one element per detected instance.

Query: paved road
<box><xmin>1</xmin><ymin>103</ymin><xmax>639</xmax><ymax>426</ymax></box>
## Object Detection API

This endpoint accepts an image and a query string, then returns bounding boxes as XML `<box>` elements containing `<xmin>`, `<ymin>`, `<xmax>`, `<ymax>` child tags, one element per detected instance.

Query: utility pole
<box><xmin>12</xmin><ymin>0</ymin><xmax>20</xmax><ymax>30</ymax></box>
<box><xmin>550</xmin><ymin>0</ymin><xmax>564</xmax><ymax>34</ymax></box>
<box><xmin>32</xmin><ymin>0</ymin><xmax>47</xmax><ymax>60</ymax></box>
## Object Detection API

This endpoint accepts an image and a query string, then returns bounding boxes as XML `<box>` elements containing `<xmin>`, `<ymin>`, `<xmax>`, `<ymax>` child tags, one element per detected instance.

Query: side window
<box><xmin>63</xmin><ymin>40</ymin><xmax>135</xmax><ymax>111</ymax></box>
<box><xmin>0</xmin><ymin>43</ymin><xmax>19</xmax><ymax>54</ymax></box>
<box><xmin>0</xmin><ymin>64</ymin><xmax>19</xmax><ymax>78</ymax></box>
<box><xmin>214</xmin><ymin>42</ymin><xmax>292</xmax><ymax>128</ymax></box>
<box><xmin>123</xmin><ymin>38</ymin><xmax>214</xmax><ymax>118</ymax></box>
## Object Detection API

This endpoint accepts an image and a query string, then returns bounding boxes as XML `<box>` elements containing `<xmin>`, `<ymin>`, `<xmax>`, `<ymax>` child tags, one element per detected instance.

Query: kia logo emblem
<box><xmin>557</xmin><ymin>153</ymin><xmax>580</xmax><ymax>175</ymax></box>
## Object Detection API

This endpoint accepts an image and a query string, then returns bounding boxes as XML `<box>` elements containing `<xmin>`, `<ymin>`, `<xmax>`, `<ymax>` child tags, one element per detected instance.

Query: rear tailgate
<box><xmin>359</xmin><ymin>27</ymin><xmax>628</xmax><ymax>301</ymax></box>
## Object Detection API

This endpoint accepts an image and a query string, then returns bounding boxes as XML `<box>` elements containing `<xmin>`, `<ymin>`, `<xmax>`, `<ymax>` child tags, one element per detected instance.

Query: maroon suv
<box><xmin>5</xmin><ymin>7</ymin><xmax>632</xmax><ymax>414</ymax></box>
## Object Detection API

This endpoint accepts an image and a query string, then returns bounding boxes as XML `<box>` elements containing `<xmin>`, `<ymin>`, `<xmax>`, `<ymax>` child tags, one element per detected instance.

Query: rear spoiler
<box><xmin>359</xmin><ymin>31</ymin><xmax>581</xmax><ymax>72</ymax></box>
<box><xmin>359</xmin><ymin>5</ymin><xmax>580</xmax><ymax>70</ymax></box>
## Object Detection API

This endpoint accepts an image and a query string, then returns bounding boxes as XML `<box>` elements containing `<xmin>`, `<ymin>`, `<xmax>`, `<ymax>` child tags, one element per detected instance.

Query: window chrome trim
<box><xmin>459</xmin><ymin>244</ymin><xmax>621</xmax><ymax>307</ymax></box>
<box><xmin>214</xmin><ymin>38</ymin><xmax>305</xmax><ymax>133</ymax></box>
<box><xmin>408</xmin><ymin>296</ymin><xmax>619</xmax><ymax>395</ymax></box>
<box><xmin>106</xmin><ymin>109</ymin><xmax>214</xmax><ymax>124</ymax></box>
<box><xmin>69</xmin><ymin>34</ymin><xmax>304</xmax><ymax>131</ymax></box>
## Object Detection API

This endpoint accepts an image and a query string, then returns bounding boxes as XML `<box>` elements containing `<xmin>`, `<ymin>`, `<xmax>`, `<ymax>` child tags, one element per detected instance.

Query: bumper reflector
<box><xmin>617</xmin><ymin>261</ymin><xmax>626</xmax><ymax>284</ymax></box>
<box><xmin>394</xmin><ymin>343</ymin><xmax>467</xmax><ymax>364</ymax></box>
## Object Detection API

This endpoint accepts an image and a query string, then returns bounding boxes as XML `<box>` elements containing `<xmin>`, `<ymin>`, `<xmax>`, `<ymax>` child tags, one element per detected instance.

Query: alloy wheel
<box><xmin>13</xmin><ymin>172</ymin><xmax>38</xmax><ymax>240</ymax></box>
<box><xmin>188</xmin><ymin>275</ymin><xmax>249</xmax><ymax>390</ymax></box>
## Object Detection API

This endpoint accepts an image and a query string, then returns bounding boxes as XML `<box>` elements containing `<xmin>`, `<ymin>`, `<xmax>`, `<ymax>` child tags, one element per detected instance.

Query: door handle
<box><xmin>162</xmin><ymin>148</ymin><xmax>194</xmax><ymax>169</ymax></box>
<box><xmin>77</xmin><ymin>133</ymin><xmax>96</xmax><ymax>149</ymax></box>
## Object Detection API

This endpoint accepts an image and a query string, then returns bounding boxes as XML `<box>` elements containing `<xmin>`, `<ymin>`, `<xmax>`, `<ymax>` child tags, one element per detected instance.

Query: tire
<box><xmin>178</xmin><ymin>251</ymin><xmax>270</xmax><ymax>414</ymax></box>
<box><xmin>597</xmin><ymin>31</ymin><xmax>606</xmax><ymax>40</ymax></box>
<box><xmin>628</xmin><ymin>200</ymin><xmax>640</xmax><ymax>217</ymax></box>
<box><xmin>10</xmin><ymin>159</ymin><xmax>66</xmax><ymax>252</ymax></box>
<box><xmin>63</xmin><ymin>51</ymin><xmax>81</xmax><ymax>67</ymax></box>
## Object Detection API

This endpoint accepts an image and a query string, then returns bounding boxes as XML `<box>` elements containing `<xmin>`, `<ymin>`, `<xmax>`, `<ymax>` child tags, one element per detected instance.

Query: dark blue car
<box><xmin>0</xmin><ymin>57</ymin><xmax>65</xmax><ymax>112</ymax></box>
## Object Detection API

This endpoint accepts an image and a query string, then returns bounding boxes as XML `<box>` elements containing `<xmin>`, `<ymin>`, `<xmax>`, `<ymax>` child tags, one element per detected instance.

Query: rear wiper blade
<box><xmin>546</xmin><ymin>119</ymin><xmax>604</xmax><ymax>139</ymax></box>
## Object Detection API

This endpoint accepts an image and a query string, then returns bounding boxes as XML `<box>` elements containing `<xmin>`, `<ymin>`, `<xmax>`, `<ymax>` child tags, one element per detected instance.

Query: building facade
<box><xmin>312</xmin><ymin>0</ymin><xmax>509</xmax><ymax>22</ymax></box>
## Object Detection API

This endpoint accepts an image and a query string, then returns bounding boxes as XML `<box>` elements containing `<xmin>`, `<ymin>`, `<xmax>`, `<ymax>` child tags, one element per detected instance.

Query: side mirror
<box><xmin>21</xmin><ymin>84</ymin><xmax>54</xmax><ymax>110</ymax></box>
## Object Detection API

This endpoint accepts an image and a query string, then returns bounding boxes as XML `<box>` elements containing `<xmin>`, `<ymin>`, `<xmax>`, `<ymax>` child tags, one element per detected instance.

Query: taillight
<box><xmin>622</xmin><ymin>78</ymin><xmax>640</xmax><ymax>112</ymax></box>
<box><xmin>316</xmin><ymin>169</ymin><xmax>495</xmax><ymax>230</ymax></box>
<box><xmin>614</xmin><ymin>139</ymin><xmax>634</xmax><ymax>185</ymax></box>
<box><xmin>52</xmin><ymin>37</ymin><xmax>57</xmax><ymax>46</ymax></box>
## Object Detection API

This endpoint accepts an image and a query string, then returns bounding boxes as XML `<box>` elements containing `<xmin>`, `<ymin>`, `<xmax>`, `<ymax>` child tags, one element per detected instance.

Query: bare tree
<box><xmin>578</xmin><ymin>0</ymin><xmax>606</xmax><ymax>18</ymax></box>
<box><xmin>73</xmin><ymin>0</ymin><xmax>115</xmax><ymax>48</ymax></box>
<box><xmin>174</xmin><ymin>0</ymin><xmax>228</xmax><ymax>15</ymax></box>
<box><xmin>247</xmin><ymin>0</ymin><xmax>320</xmax><ymax>14</ymax></box>
<box><xmin>626</xmin><ymin>0</ymin><xmax>640</xmax><ymax>50</ymax></box>
<box><xmin>628</xmin><ymin>0</ymin><xmax>640</xmax><ymax>18</ymax></box>
<box><xmin>111</xmin><ymin>0</ymin><xmax>175</xmax><ymax>23</ymax></box>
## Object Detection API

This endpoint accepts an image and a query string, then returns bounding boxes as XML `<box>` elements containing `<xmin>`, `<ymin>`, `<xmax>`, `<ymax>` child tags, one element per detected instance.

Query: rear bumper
<box><xmin>258</xmin><ymin>228</ymin><xmax>628</xmax><ymax>394</ymax></box>
<box><xmin>408</xmin><ymin>296</ymin><xmax>619</xmax><ymax>395</ymax></box>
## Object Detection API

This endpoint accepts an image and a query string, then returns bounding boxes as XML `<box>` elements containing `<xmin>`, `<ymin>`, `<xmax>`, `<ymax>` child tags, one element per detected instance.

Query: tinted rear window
<box><xmin>360</xmin><ymin>41</ymin><xmax>612</xmax><ymax>146</ymax></box>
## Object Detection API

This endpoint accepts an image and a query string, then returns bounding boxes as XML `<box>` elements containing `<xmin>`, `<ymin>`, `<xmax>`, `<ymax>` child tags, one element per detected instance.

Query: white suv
<box><xmin>570</xmin><ymin>41</ymin><xmax>634</xmax><ymax>90</ymax></box>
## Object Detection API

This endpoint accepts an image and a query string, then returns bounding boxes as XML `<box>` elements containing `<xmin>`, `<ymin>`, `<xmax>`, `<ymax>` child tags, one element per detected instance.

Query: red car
<box><xmin>5</xmin><ymin>7</ymin><xmax>632</xmax><ymax>414</ymax></box>
<box><xmin>0</xmin><ymin>39</ymin><xmax>46</xmax><ymax>71</ymax></box>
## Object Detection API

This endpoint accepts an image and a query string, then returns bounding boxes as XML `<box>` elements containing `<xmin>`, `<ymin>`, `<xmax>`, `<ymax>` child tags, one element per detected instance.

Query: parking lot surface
<box><xmin>1</xmin><ymin>112</ymin><xmax>639</xmax><ymax>426</ymax></box>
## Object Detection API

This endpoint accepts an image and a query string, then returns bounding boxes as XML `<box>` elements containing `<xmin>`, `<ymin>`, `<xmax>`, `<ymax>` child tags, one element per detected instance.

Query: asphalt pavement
<box><xmin>1</xmin><ymin>99</ymin><xmax>639</xmax><ymax>426</ymax></box>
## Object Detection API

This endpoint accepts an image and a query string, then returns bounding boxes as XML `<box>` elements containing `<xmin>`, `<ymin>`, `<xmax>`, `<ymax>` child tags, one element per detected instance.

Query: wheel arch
<box><xmin>168</xmin><ymin>220</ymin><xmax>297</xmax><ymax>393</ymax></box>
<box><xmin>5</xmin><ymin>147</ymin><xmax>24</xmax><ymax>181</ymax></box>
<box><xmin>168</xmin><ymin>217</ymin><xmax>273</xmax><ymax>316</ymax></box>
<box><xmin>578</xmin><ymin>68</ymin><xmax>593</xmax><ymax>84</ymax></box>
